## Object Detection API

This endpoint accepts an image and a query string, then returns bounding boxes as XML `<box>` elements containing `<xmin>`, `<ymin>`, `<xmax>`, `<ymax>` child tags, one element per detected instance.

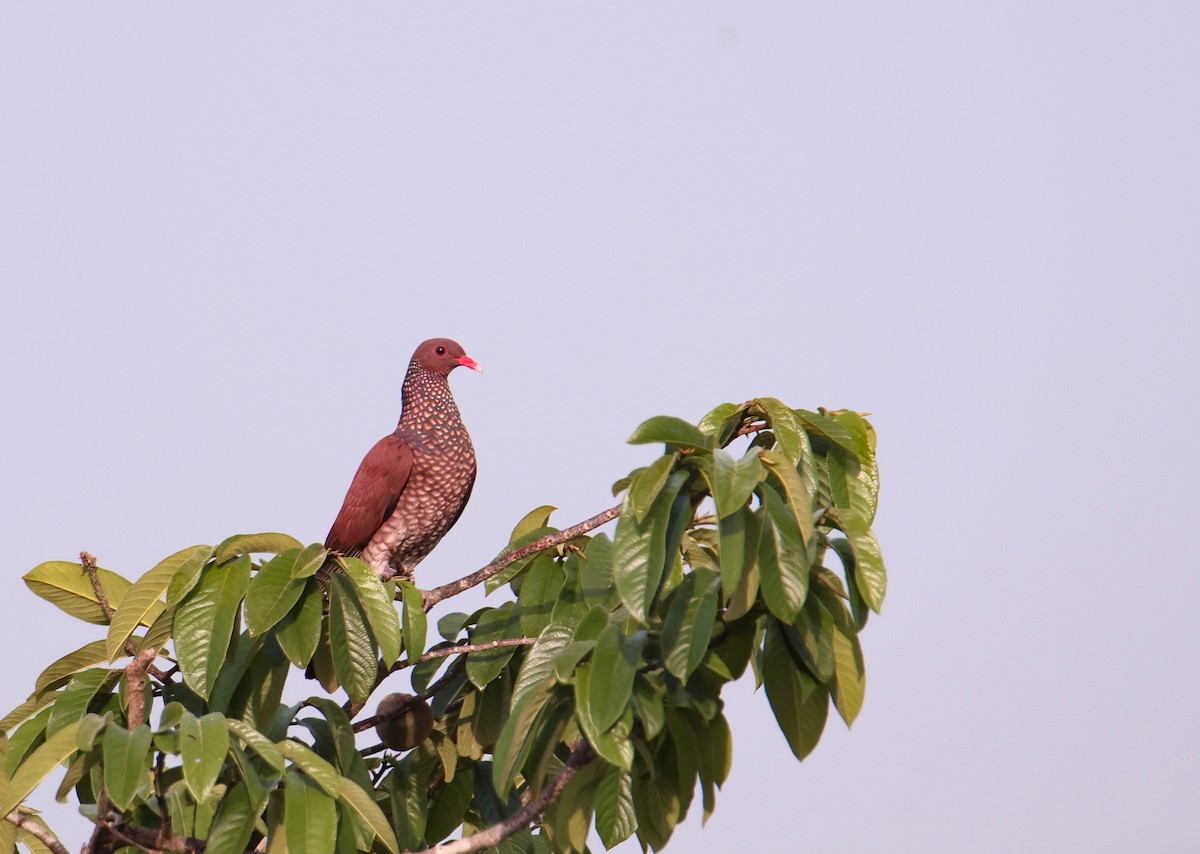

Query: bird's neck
<box><xmin>398</xmin><ymin>367</ymin><xmax>463</xmax><ymax>434</ymax></box>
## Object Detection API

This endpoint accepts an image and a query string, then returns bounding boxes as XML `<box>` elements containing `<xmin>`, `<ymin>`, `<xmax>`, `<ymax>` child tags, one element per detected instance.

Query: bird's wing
<box><xmin>325</xmin><ymin>433</ymin><xmax>414</xmax><ymax>555</ymax></box>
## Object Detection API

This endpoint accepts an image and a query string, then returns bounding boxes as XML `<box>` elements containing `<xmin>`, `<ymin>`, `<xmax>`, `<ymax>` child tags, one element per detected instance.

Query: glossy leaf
<box><xmin>763</xmin><ymin>620</ymin><xmax>828</xmax><ymax>760</ymax></box>
<box><xmin>830</xmin><ymin>624</ymin><xmax>866</xmax><ymax>727</ymax></box>
<box><xmin>757</xmin><ymin>485</ymin><xmax>810</xmax><ymax>622</ymax></box>
<box><xmin>583</xmin><ymin>624</ymin><xmax>645</xmax><ymax>733</ymax></box>
<box><xmin>328</xmin><ymin>573</ymin><xmax>379</xmax><ymax>705</ymax></box>
<box><xmin>23</xmin><ymin>561</ymin><xmax>131</xmax><ymax>626</ymax></box>
<box><xmin>517</xmin><ymin>554</ymin><xmax>564</xmax><ymax>638</ymax></box>
<box><xmin>107</xmin><ymin>545</ymin><xmax>209</xmax><ymax>660</ymax></box>
<box><xmin>204</xmin><ymin>780</ymin><xmax>267</xmax><ymax>854</ymax></box>
<box><xmin>627</xmin><ymin>415</ymin><xmax>710</xmax><ymax>450</ymax></box>
<box><xmin>697</xmin><ymin>401</ymin><xmax>747</xmax><ymax>444</ymax></box>
<box><xmin>614</xmin><ymin>469</ymin><xmax>688</xmax><ymax>623</ymax></box>
<box><xmin>492</xmin><ymin>679</ymin><xmax>555</xmax><ymax>795</ymax></box>
<box><xmin>102</xmin><ymin>723</ymin><xmax>152</xmax><ymax>810</ymax></box>
<box><xmin>46</xmin><ymin>669</ymin><xmax>111</xmax><ymax>737</ymax></box>
<box><xmin>627</xmin><ymin>454</ymin><xmax>677</xmax><ymax>524</ymax></box>
<box><xmin>595</xmin><ymin>762</ymin><xmax>637</xmax><ymax>848</ymax></box>
<box><xmin>512</xmin><ymin>622</ymin><xmax>574</xmax><ymax>710</ymax></box>
<box><xmin>466</xmin><ymin>603</ymin><xmax>518</xmax><ymax>689</ymax></box>
<box><xmin>426</xmin><ymin>764</ymin><xmax>475</xmax><ymax>844</ymax></box>
<box><xmin>0</xmin><ymin>721</ymin><xmax>80</xmax><ymax>816</ymax></box>
<box><xmin>797</xmin><ymin>410</ymin><xmax>864</xmax><ymax>458</ymax></box>
<box><xmin>180</xmin><ymin>712</ymin><xmax>228</xmax><ymax>801</ymax></box>
<box><xmin>342</xmin><ymin>558</ymin><xmax>402</xmax><ymax>667</ymax></box>
<box><xmin>245</xmin><ymin>550</ymin><xmax>307</xmax><ymax>636</ymax></box>
<box><xmin>279</xmin><ymin>740</ymin><xmax>340</xmax><ymax>796</ymax></box>
<box><xmin>759</xmin><ymin>448</ymin><xmax>815</xmax><ymax>545</ymax></box>
<box><xmin>286</xmin><ymin>768</ymin><xmax>337</xmax><ymax>854</ymax></box>
<box><xmin>706</xmin><ymin>448</ymin><xmax>763</xmax><ymax>518</ymax></box>
<box><xmin>214</xmin><ymin>532</ymin><xmax>304</xmax><ymax>562</ymax></box>
<box><xmin>275</xmin><ymin>577</ymin><xmax>324</xmax><ymax>667</ymax></box>
<box><xmin>290</xmin><ymin>543</ymin><xmax>329</xmax><ymax>579</ymax></box>
<box><xmin>660</xmin><ymin>567</ymin><xmax>721</xmax><ymax>681</ymax></box>
<box><xmin>509</xmin><ymin>505</ymin><xmax>557</xmax><ymax>543</ymax></box>
<box><xmin>34</xmin><ymin>641</ymin><xmax>110</xmax><ymax>696</ymax></box>
<box><xmin>174</xmin><ymin>555</ymin><xmax>252</xmax><ymax>700</ymax></box>
<box><xmin>226</xmin><ymin>718</ymin><xmax>284</xmax><ymax>773</ymax></box>
<box><xmin>756</xmin><ymin>398</ymin><xmax>806</xmax><ymax>464</ymax></box>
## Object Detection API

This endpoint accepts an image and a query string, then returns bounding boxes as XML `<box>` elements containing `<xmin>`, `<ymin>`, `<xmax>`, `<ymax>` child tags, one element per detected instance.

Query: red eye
<box><xmin>435</xmin><ymin>346</ymin><xmax>446</xmax><ymax>356</ymax></box>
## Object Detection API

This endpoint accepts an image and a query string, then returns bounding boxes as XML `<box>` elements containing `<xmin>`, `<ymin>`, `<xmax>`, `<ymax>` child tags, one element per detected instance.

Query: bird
<box><xmin>324</xmin><ymin>337</ymin><xmax>481</xmax><ymax>581</ymax></box>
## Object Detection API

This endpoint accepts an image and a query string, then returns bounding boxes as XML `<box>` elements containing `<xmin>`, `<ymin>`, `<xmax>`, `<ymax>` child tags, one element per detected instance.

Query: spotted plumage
<box><xmin>325</xmin><ymin>338</ymin><xmax>480</xmax><ymax>580</ymax></box>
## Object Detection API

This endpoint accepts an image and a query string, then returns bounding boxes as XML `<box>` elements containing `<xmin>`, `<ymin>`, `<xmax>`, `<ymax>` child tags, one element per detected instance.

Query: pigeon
<box><xmin>325</xmin><ymin>337</ymin><xmax>480</xmax><ymax>580</ymax></box>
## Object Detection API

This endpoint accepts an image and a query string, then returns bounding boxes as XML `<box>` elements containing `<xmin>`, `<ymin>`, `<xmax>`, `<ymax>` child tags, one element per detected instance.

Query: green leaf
<box><xmin>399</xmin><ymin>580</ymin><xmax>428</xmax><ymax>667</ymax></box>
<box><xmin>337</xmin><ymin>774</ymin><xmax>400</xmax><ymax>854</ymax></box>
<box><xmin>426</xmin><ymin>764</ymin><xmax>475</xmax><ymax>844</ymax></box>
<box><xmin>582</xmin><ymin>624</ymin><xmax>645</xmax><ymax>734</ymax></box>
<box><xmin>759</xmin><ymin>448</ymin><xmax>815</xmax><ymax>545</ymax></box>
<box><xmin>627</xmin><ymin>454</ymin><xmax>678</xmax><ymax>524</ymax></box>
<box><xmin>614</xmin><ymin>469</ymin><xmax>688</xmax><ymax>623</ymax></box>
<box><xmin>180</xmin><ymin>712</ymin><xmax>229</xmax><ymax>801</ymax></box>
<box><xmin>204</xmin><ymin>779</ymin><xmax>268</xmax><ymax>854</ymax></box>
<box><xmin>46</xmin><ymin>669</ymin><xmax>112</xmax><ymax>738</ymax></box>
<box><xmin>328</xmin><ymin>573</ymin><xmax>380</xmax><ymax>705</ymax></box>
<box><xmin>580</xmin><ymin>533</ymin><xmax>614</xmax><ymax>605</ymax></box>
<box><xmin>0</xmin><ymin>693</ymin><xmax>58</xmax><ymax>735</ymax></box>
<box><xmin>389</xmin><ymin>753</ymin><xmax>429</xmax><ymax>852</ymax></box>
<box><xmin>660</xmin><ymin>568</ymin><xmax>722</xmax><ymax>681</ymax></box>
<box><xmin>830</xmin><ymin>624</ymin><xmax>866</xmax><ymax>727</ymax></box>
<box><xmin>595</xmin><ymin>763</ymin><xmax>637</xmax><ymax>848</ymax></box>
<box><xmin>509</xmin><ymin>505</ymin><xmax>557</xmax><ymax>544</ymax></box>
<box><xmin>245</xmin><ymin>550</ymin><xmax>307</xmax><ymax>636</ymax></box>
<box><xmin>275</xmin><ymin>578</ymin><xmax>324</xmax><ymax>667</ymax></box>
<box><xmin>174</xmin><ymin>555</ymin><xmax>253</xmax><ymax>700</ymax></box>
<box><xmin>215</xmin><ymin>532</ymin><xmax>304</xmax><ymax>562</ymax></box>
<box><xmin>763</xmin><ymin>620</ymin><xmax>828</xmax><ymax>760</ymax></box>
<box><xmin>34</xmin><ymin>640</ymin><xmax>110</xmax><ymax>696</ymax></box>
<box><xmin>291</xmin><ymin>543</ymin><xmax>329</xmax><ymax>579</ymax></box>
<box><xmin>697</xmin><ymin>401</ymin><xmax>746</xmax><ymax>444</ymax></box>
<box><xmin>627</xmin><ymin>415</ymin><xmax>711</xmax><ymax>450</ymax></box>
<box><xmin>553</xmin><ymin>757</ymin><xmax>603</xmax><ymax>853</ymax></box>
<box><xmin>279</xmin><ymin>740</ymin><xmax>340</xmax><ymax>796</ymax></box>
<box><xmin>102</xmin><ymin>722</ymin><xmax>152</xmax><ymax>810</ymax></box>
<box><xmin>512</xmin><ymin>623</ymin><xmax>575</xmax><ymax>710</ymax></box>
<box><xmin>517</xmin><ymin>554</ymin><xmax>564</xmax><ymax>638</ymax></box>
<box><xmin>23</xmin><ymin>561</ymin><xmax>131</xmax><ymax>625</ymax></box>
<box><xmin>286</xmin><ymin>768</ymin><xmax>337</xmax><ymax>854</ymax></box>
<box><xmin>847</xmin><ymin>523</ymin><xmax>887</xmax><ymax>614</ymax></box>
<box><xmin>492</xmin><ymin>679</ymin><xmax>555</xmax><ymax>796</ymax></box>
<box><xmin>137</xmin><ymin>604</ymin><xmax>177</xmax><ymax>654</ymax></box>
<box><xmin>0</xmin><ymin>721</ymin><xmax>80</xmax><ymax>816</ymax></box>
<box><xmin>756</xmin><ymin>398</ymin><xmax>806</xmax><ymax>464</ymax></box>
<box><xmin>797</xmin><ymin>410</ymin><xmax>864</xmax><ymax>458</ymax></box>
<box><xmin>226</xmin><ymin>719</ymin><xmax>284</xmax><ymax>773</ymax></box>
<box><xmin>342</xmin><ymin>558</ymin><xmax>402</xmax><ymax>667</ymax></box>
<box><xmin>466</xmin><ymin>603</ymin><xmax>519</xmax><ymax>689</ymax></box>
<box><xmin>107</xmin><ymin>545</ymin><xmax>210</xmax><ymax>660</ymax></box>
<box><xmin>705</xmin><ymin>448</ymin><xmax>763</xmax><ymax>518</ymax></box>
<box><xmin>757</xmin><ymin>486</ymin><xmax>810</xmax><ymax>622</ymax></box>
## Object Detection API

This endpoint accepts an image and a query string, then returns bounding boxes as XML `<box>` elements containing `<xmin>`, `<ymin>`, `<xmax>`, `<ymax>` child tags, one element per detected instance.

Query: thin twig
<box><xmin>421</xmin><ymin>741</ymin><xmax>596</xmax><ymax>854</ymax></box>
<box><xmin>391</xmin><ymin>637</ymin><xmax>536</xmax><ymax>672</ymax></box>
<box><xmin>81</xmin><ymin>551</ymin><xmax>114</xmax><ymax>619</ymax></box>
<box><xmin>351</xmin><ymin>657</ymin><xmax>468</xmax><ymax>733</ymax></box>
<box><xmin>421</xmin><ymin>505</ymin><xmax>621</xmax><ymax>609</ymax></box>
<box><xmin>4</xmin><ymin>812</ymin><xmax>70</xmax><ymax>854</ymax></box>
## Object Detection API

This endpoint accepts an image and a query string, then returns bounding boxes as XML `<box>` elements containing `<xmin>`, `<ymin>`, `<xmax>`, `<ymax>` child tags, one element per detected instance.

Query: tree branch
<box><xmin>421</xmin><ymin>741</ymin><xmax>596</xmax><ymax>854</ymax></box>
<box><xmin>125</xmin><ymin>647</ymin><xmax>158</xmax><ymax>729</ymax></box>
<box><xmin>4</xmin><ymin>812</ymin><xmax>70</xmax><ymax>854</ymax></box>
<box><xmin>421</xmin><ymin>505</ymin><xmax>621</xmax><ymax>609</ymax></box>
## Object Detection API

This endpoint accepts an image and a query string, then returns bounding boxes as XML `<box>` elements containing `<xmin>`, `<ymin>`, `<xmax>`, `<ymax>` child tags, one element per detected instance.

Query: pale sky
<box><xmin>2</xmin><ymin>4</ymin><xmax>1197</xmax><ymax>852</ymax></box>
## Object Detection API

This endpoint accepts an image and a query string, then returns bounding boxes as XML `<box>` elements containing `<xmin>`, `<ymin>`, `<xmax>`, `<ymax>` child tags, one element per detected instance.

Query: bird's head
<box><xmin>413</xmin><ymin>338</ymin><xmax>482</xmax><ymax>376</ymax></box>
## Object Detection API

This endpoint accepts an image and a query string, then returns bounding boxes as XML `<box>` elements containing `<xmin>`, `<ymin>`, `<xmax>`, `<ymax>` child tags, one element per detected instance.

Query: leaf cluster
<box><xmin>0</xmin><ymin>398</ymin><xmax>886</xmax><ymax>854</ymax></box>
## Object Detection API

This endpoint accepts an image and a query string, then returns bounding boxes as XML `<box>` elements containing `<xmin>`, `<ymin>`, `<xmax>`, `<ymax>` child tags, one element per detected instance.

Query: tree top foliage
<box><xmin>1</xmin><ymin>398</ymin><xmax>886</xmax><ymax>854</ymax></box>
